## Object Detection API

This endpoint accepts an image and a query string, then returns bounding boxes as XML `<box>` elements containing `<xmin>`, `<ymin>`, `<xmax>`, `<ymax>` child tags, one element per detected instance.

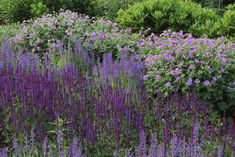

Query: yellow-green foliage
<box><xmin>0</xmin><ymin>24</ymin><xmax>20</xmax><ymax>42</ymax></box>
<box><xmin>219</xmin><ymin>4</ymin><xmax>235</xmax><ymax>37</ymax></box>
<box><xmin>116</xmin><ymin>0</ymin><xmax>235</xmax><ymax>38</ymax></box>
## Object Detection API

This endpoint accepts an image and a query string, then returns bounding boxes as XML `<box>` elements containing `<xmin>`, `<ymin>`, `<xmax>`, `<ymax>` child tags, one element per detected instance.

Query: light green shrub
<box><xmin>218</xmin><ymin>4</ymin><xmax>235</xmax><ymax>37</ymax></box>
<box><xmin>116</xmin><ymin>0</ymin><xmax>220</xmax><ymax>37</ymax></box>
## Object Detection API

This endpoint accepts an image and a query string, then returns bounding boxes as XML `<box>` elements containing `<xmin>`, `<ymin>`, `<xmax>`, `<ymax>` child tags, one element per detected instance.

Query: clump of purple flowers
<box><xmin>11</xmin><ymin>10</ymin><xmax>142</xmax><ymax>60</ymax></box>
<box><xmin>143</xmin><ymin>31</ymin><xmax>235</xmax><ymax>115</ymax></box>
<box><xmin>143</xmin><ymin>31</ymin><xmax>235</xmax><ymax>95</ymax></box>
<box><xmin>0</xmin><ymin>40</ymin><xmax>147</xmax><ymax>156</ymax></box>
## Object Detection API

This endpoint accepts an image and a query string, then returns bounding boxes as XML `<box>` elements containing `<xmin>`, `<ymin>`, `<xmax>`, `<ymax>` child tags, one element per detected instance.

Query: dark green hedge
<box><xmin>0</xmin><ymin>0</ymin><xmax>96</xmax><ymax>23</ymax></box>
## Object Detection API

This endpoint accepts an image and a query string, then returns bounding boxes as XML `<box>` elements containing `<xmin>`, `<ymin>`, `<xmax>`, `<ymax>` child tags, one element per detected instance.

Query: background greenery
<box><xmin>116</xmin><ymin>0</ymin><xmax>235</xmax><ymax>38</ymax></box>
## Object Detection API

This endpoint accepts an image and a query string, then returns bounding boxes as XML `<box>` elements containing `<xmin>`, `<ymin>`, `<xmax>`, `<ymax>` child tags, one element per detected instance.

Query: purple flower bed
<box><xmin>0</xmin><ymin>39</ymin><xmax>234</xmax><ymax>156</ymax></box>
<box><xmin>0</xmin><ymin>11</ymin><xmax>235</xmax><ymax>156</ymax></box>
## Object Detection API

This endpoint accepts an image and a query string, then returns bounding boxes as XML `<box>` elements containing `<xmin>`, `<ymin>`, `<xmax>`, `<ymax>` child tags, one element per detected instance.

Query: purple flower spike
<box><xmin>139</xmin><ymin>130</ymin><xmax>147</xmax><ymax>157</ymax></box>
<box><xmin>148</xmin><ymin>134</ymin><xmax>157</xmax><ymax>157</ymax></box>
<box><xmin>57</xmin><ymin>130</ymin><xmax>64</xmax><ymax>157</ymax></box>
<box><xmin>217</xmin><ymin>144</ymin><xmax>223</xmax><ymax>157</ymax></box>
<box><xmin>126</xmin><ymin>150</ymin><xmax>132</xmax><ymax>157</ymax></box>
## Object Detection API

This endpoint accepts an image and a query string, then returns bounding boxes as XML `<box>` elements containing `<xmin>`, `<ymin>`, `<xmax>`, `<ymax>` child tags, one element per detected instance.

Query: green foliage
<box><xmin>193</xmin><ymin>0</ymin><xmax>235</xmax><ymax>9</ymax></box>
<box><xmin>116</xmin><ymin>0</ymin><xmax>225</xmax><ymax>37</ymax></box>
<box><xmin>0</xmin><ymin>0</ymin><xmax>96</xmax><ymax>23</ymax></box>
<box><xmin>30</xmin><ymin>1</ymin><xmax>49</xmax><ymax>18</ymax></box>
<box><xmin>92</xmin><ymin>0</ymin><xmax>143</xmax><ymax>19</ymax></box>
<box><xmin>0</xmin><ymin>24</ymin><xmax>20</xmax><ymax>42</ymax></box>
<box><xmin>0</xmin><ymin>0</ymin><xmax>50</xmax><ymax>23</ymax></box>
<box><xmin>0</xmin><ymin>0</ymin><xmax>33</xmax><ymax>23</ymax></box>
<box><xmin>218</xmin><ymin>4</ymin><xmax>235</xmax><ymax>37</ymax></box>
<box><xmin>42</xmin><ymin>0</ymin><xmax>95</xmax><ymax>15</ymax></box>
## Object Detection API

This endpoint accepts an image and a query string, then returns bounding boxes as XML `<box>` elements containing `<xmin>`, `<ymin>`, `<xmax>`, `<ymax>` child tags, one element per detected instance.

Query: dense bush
<box><xmin>116</xmin><ymin>0</ymin><xmax>235</xmax><ymax>38</ymax></box>
<box><xmin>217</xmin><ymin>4</ymin><xmax>235</xmax><ymax>37</ymax></box>
<box><xmin>143</xmin><ymin>31</ymin><xmax>235</xmax><ymax>116</ymax></box>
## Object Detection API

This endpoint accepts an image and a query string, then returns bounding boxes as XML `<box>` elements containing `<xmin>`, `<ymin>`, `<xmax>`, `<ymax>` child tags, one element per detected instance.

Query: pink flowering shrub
<box><xmin>143</xmin><ymin>31</ymin><xmax>235</xmax><ymax>116</ymax></box>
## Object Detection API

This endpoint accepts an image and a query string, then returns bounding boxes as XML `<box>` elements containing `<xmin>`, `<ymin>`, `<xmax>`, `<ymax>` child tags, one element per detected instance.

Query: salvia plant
<box><xmin>0</xmin><ymin>40</ymin><xmax>234</xmax><ymax>156</ymax></box>
<box><xmin>0</xmin><ymin>40</ymin><xmax>145</xmax><ymax>156</ymax></box>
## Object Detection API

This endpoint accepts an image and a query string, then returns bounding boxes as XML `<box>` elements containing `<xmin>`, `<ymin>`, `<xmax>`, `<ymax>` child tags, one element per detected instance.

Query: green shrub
<box><xmin>92</xmin><ymin>0</ymin><xmax>143</xmax><ymax>19</ymax></box>
<box><xmin>0</xmin><ymin>0</ymin><xmax>96</xmax><ymax>23</ymax></box>
<box><xmin>116</xmin><ymin>0</ymin><xmax>221</xmax><ymax>37</ymax></box>
<box><xmin>0</xmin><ymin>0</ymin><xmax>49</xmax><ymax>23</ymax></box>
<box><xmin>0</xmin><ymin>0</ymin><xmax>32</xmax><ymax>23</ymax></box>
<box><xmin>43</xmin><ymin>0</ymin><xmax>95</xmax><ymax>15</ymax></box>
<box><xmin>218</xmin><ymin>4</ymin><xmax>235</xmax><ymax>37</ymax></box>
<box><xmin>30</xmin><ymin>1</ymin><xmax>49</xmax><ymax>18</ymax></box>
